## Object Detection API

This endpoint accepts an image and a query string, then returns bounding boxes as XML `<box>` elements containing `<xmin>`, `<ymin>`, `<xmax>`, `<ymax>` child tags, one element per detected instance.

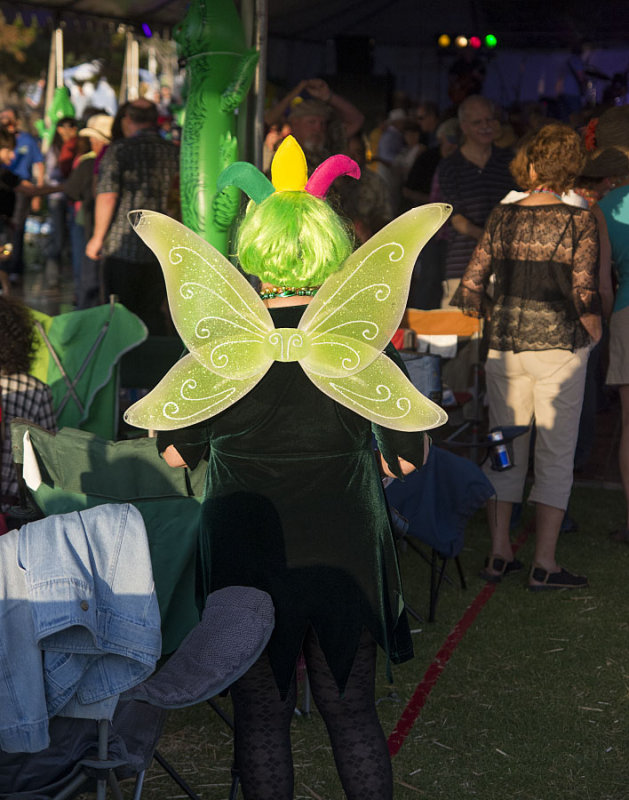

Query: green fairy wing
<box><xmin>306</xmin><ymin>352</ymin><xmax>448</xmax><ymax>431</ymax></box>
<box><xmin>129</xmin><ymin>210</ymin><xmax>274</xmax><ymax>379</ymax></box>
<box><xmin>297</xmin><ymin>204</ymin><xmax>451</xmax><ymax>431</ymax></box>
<box><xmin>298</xmin><ymin>204</ymin><xmax>451</xmax><ymax>377</ymax></box>
<box><xmin>124</xmin><ymin>353</ymin><xmax>267</xmax><ymax>430</ymax></box>
<box><xmin>125</xmin><ymin>210</ymin><xmax>274</xmax><ymax>430</ymax></box>
<box><xmin>124</xmin><ymin>205</ymin><xmax>451</xmax><ymax>432</ymax></box>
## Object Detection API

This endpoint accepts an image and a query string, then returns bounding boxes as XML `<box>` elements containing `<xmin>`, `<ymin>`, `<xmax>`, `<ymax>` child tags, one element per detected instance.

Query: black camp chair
<box><xmin>385</xmin><ymin>445</ymin><xmax>495</xmax><ymax>621</ymax></box>
<box><xmin>0</xmin><ymin>583</ymin><xmax>274</xmax><ymax>800</ymax></box>
<box><xmin>3</xmin><ymin>424</ymin><xmax>275</xmax><ymax>800</ymax></box>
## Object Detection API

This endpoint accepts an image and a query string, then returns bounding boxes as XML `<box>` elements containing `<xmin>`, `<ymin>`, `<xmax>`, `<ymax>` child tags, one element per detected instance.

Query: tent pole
<box><xmin>119</xmin><ymin>25</ymin><xmax>128</xmax><ymax>103</ymax></box>
<box><xmin>253</xmin><ymin>0</ymin><xmax>268</xmax><ymax>169</ymax></box>
<box><xmin>148</xmin><ymin>39</ymin><xmax>158</xmax><ymax>78</ymax></box>
<box><xmin>129</xmin><ymin>32</ymin><xmax>140</xmax><ymax>99</ymax></box>
<box><xmin>44</xmin><ymin>28</ymin><xmax>56</xmax><ymax>125</ymax></box>
<box><xmin>55</xmin><ymin>26</ymin><xmax>64</xmax><ymax>88</ymax></box>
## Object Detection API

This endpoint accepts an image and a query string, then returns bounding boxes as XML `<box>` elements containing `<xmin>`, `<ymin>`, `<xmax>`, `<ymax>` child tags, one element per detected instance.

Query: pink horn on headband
<box><xmin>305</xmin><ymin>155</ymin><xmax>361</xmax><ymax>198</ymax></box>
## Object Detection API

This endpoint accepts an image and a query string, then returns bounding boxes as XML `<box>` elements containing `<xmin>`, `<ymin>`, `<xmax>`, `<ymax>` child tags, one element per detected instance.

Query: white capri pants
<box><xmin>483</xmin><ymin>347</ymin><xmax>590</xmax><ymax>510</ymax></box>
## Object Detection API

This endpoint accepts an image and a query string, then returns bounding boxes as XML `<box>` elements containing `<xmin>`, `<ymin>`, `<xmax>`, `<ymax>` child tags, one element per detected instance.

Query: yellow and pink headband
<box><xmin>216</xmin><ymin>135</ymin><xmax>360</xmax><ymax>202</ymax></box>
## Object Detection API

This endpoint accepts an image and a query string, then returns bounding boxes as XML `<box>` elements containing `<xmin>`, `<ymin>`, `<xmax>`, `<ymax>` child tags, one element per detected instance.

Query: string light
<box><xmin>436</xmin><ymin>32</ymin><xmax>498</xmax><ymax>50</ymax></box>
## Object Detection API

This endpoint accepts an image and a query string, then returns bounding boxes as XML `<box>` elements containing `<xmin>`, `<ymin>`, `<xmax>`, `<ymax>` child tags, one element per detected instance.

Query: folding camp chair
<box><xmin>385</xmin><ymin>445</ymin><xmax>495</xmax><ymax>621</ymax></box>
<box><xmin>29</xmin><ymin>299</ymin><xmax>148</xmax><ymax>441</ymax></box>
<box><xmin>4</xmin><ymin>425</ymin><xmax>276</xmax><ymax>800</ymax></box>
<box><xmin>404</xmin><ymin>308</ymin><xmax>485</xmax><ymax>459</ymax></box>
<box><xmin>0</xmin><ymin>578</ymin><xmax>272</xmax><ymax>800</ymax></box>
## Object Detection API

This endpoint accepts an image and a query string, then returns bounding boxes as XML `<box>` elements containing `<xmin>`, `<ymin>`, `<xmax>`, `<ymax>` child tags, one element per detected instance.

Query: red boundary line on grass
<box><xmin>388</xmin><ymin>523</ymin><xmax>533</xmax><ymax>757</ymax></box>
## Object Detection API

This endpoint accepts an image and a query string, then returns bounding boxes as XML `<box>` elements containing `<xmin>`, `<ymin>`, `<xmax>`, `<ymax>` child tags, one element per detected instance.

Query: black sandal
<box><xmin>528</xmin><ymin>565</ymin><xmax>588</xmax><ymax>591</ymax></box>
<box><xmin>479</xmin><ymin>555</ymin><xmax>524</xmax><ymax>584</ymax></box>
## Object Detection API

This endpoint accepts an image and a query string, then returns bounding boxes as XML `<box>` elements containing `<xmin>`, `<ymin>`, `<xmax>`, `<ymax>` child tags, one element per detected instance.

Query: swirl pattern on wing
<box><xmin>125</xmin><ymin>204</ymin><xmax>452</xmax><ymax>433</ymax></box>
<box><xmin>129</xmin><ymin>211</ymin><xmax>273</xmax><ymax>374</ymax></box>
<box><xmin>303</xmin><ymin>353</ymin><xmax>448</xmax><ymax>432</ymax></box>
<box><xmin>300</xmin><ymin>204</ymin><xmax>453</xmax><ymax>378</ymax></box>
<box><xmin>124</xmin><ymin>354</ymin><xmax>271</xmax><ymax>431</ymax></box>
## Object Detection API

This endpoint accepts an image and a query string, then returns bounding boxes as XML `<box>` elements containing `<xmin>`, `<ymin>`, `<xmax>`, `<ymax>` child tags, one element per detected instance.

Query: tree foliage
<box><xmin>0</xmin><ymin>14</ymin><xmax>37</xmax><ymax>64</ymax></box>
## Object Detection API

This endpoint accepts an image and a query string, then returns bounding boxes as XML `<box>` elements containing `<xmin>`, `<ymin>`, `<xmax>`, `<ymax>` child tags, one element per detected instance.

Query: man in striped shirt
<box><xmin>437</xmin><ymin>95</ymin><xmax>515</xmax><ymax>307</ymax></box>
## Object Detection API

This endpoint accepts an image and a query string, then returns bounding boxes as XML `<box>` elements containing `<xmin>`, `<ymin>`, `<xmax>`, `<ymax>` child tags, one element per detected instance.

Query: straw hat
<box><xmin>79</xmin><ymin>114</ymin><xmax>113</xmax><ymax>143</ymax></box>
<box><xmin>582</xmin><ymin>107</ymin><xmax>629</xmax><ymax>178</ymax></box>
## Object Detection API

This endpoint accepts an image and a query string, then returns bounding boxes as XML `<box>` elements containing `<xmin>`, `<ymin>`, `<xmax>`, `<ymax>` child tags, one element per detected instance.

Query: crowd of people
<box><xmin>1</xmin><ymin>72</ymin><xmax>628</xmax><ymax>565</ymax></box>
<box><xmin>263</xmin><ymin>79</ymin><xmax>629</xmax><ymax>565</ymax></box>
<box><xmin>0</xmin><ymin>86</ymin><xmax>180</xmax><ymax>335</ymax></box>
<box><xmin>1</xmin><ymin>66</ymin><xmax>629</xmax><ymax>799</ymax></box>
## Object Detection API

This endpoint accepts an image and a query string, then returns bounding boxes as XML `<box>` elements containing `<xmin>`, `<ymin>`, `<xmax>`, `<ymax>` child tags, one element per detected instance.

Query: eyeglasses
<box><xmin>467</xmin><ymin>117</ymin><xmax>495</xmax><ymax>128</ymax></box>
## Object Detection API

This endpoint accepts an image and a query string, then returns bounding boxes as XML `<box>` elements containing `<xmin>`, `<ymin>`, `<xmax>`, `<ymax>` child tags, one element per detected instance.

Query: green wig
<box><xmin>235</xmin><ymin>191</ymin><xmax>354</xmax><ymax>286</ymax></box>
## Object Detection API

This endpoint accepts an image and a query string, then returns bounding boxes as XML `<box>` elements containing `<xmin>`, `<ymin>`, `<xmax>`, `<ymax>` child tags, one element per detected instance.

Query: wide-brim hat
<box><xmin>594</xmin><ymin>106</ymin><xmax>629</xmax><ymax>149</ymax></box>
<box><xmin>79</xmin><ymin>113</ymin><xmax>113</xmax><ymax>143</ymax></box>
<box><xmin>582</xmin><ymin>144</ymin><xmax>629</xmax><ymax>178</ymax></box>
<box><xmin>582</xmin><ymin>107</ymin><xmax>629</xmax><ymax>178</ymax></box>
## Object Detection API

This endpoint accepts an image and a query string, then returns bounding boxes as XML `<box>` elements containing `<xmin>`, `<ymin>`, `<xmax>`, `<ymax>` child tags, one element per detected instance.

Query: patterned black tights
<box><xmin>230</xmin><ymin>627</ymin><xmax>393</xmax><ymax>800</ymax></box>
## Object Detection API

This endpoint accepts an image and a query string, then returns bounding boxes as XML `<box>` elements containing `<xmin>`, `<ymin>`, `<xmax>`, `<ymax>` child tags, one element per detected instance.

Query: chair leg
<box><xmin>429</xmin><ymin>550</ymin><xmax>450</xmax><ymax>623</ymax></box>
<box><xmin>405</xmin><ymin>536</ymin><xmax>456</xmax><ymax>587</ymax></box>
<box><xmin>131</xmin><ymin>770</ymin><xmax>146</xmax><ymax>800</ymax></box>
<box><xmin>207</xmin><ymin>697</ymin><xmax>234</xmax><ymax>729</ymax></box>
<box><xmin>404</xmin><ymin>601</ymin><xmax>424</xmax><ymax>623</ymax></box>
<box><xmin>106</xmin><ymin>771</ymin><xmax>124</xmax><ymax>800</ymax></box>
<box><xmin>454</xmin><ymin>555</ymin><xmax>467</xmax><ymax>589</ymax></box>
<box><xmin>229</xmin><ymin>764</ymin><xmax>241</xmax><ymax>800</ymax></box>
<box><xmin>50</xmin><ymin>771</ymin><xmax>90</xmax><ymax>800</ymax></box>
<box><xmin>153</xmin><ymin>750</ymin><xmax>203</xmax><ymax>800</ymax></box>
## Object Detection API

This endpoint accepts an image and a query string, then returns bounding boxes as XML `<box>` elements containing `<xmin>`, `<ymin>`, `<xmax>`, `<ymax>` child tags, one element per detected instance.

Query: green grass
<box><xmin>114</xmin><ymin>486</ymin><xmax>629</xmax><ymax>799</ymax></box>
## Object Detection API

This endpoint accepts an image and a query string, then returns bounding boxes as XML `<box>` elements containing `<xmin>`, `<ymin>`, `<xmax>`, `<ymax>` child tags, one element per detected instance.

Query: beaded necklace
<box><xmin>529</xmin><ymin>186</ymin><xmax>563</xmax><ymax>202</ymax></box>
<box><xmin>259</xmin><ymin>285</ymin><xmax>320</xmax><ymax>300</ymax></box>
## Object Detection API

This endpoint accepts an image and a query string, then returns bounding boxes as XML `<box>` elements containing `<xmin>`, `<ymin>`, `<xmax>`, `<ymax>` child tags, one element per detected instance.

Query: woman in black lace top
<box><xmin>451</xmin><ymin>123</ymin><xmax>602</xmax><ymax>590</ymax></box>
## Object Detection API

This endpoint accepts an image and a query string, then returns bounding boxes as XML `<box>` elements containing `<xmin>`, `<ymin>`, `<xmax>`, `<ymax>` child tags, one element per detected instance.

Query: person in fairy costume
<box><xmin>125</xmin><ymin>136</ymin><xmax>450</xmax><ymax>799</ymax></box>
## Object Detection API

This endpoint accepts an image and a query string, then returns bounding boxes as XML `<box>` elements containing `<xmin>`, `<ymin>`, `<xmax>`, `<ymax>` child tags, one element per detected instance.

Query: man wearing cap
<box><xmin>86</xmin><ymin>99</ymin><xmax>179</xmax><ymax>333</ymax></box>
<box><xmin>265</xmin><ymin>78</ymin><xmax>364</xmax><ymax>167</ymax></box>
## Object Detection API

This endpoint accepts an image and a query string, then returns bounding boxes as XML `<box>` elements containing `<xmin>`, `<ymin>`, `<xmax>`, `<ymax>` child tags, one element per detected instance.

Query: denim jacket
<box><xmin>0</xmin><ymin>503</ymin><xmax>161</xmax><ymax>753</ymax></box>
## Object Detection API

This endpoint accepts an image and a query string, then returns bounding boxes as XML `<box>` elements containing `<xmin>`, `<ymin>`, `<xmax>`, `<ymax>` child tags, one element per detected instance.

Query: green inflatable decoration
<box><xmin>35</xmin><ymin>86</ymin><xmax>75</xmax><ymax>151</ymax></box>
<box><xmin>174</xmin><ymin>0</ymin><xmax>259</xmax><ymax>252</ymax></box>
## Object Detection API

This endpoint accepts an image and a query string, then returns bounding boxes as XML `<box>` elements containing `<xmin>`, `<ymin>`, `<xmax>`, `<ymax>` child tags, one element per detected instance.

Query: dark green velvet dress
<box><xmin>158</xmin><ymin>305</ymin><xmax>423</xmax><ymax>695</ymax></box>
